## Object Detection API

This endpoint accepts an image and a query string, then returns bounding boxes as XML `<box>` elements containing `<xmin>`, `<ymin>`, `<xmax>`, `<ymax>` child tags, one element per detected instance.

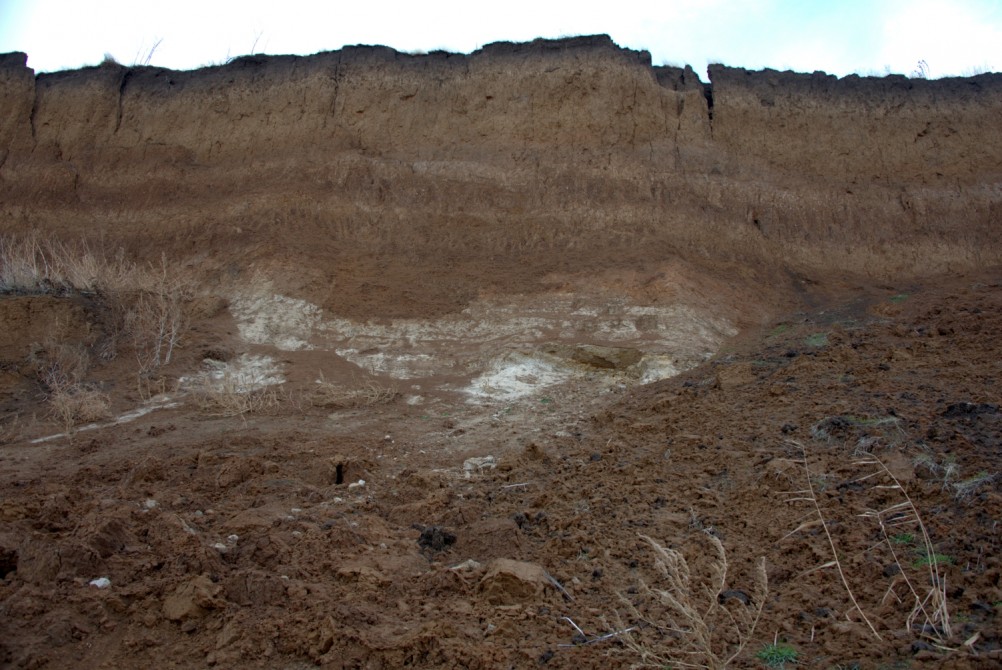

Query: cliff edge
<box><xmin>1</xmin><ymin>36</ymin><xmax>1000</xmax><ymax>316</ymax></box>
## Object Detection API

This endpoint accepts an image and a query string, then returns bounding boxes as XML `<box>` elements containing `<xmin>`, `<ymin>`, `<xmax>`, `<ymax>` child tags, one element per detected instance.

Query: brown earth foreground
<box><xmin>1</xmin><ymin>36</ymin><xmax>1001</xmax><ymax>669</ymax></box>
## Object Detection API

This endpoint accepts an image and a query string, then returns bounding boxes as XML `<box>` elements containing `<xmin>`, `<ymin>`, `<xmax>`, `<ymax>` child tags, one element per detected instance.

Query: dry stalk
<box><xmin>788</xmin><ymin>441</ymin><xmax>882</xmax><ymax>640</ymax></box>
<box><xmin>855</xmin><ymin>455</ymin><xmax>952</xmax><ymax>641</ymax></box>
<box><xmin>0</xmin><ymin>413</ymin><xmax>23</xmax><ymax>445</ymax></box>
<box><xmin>136</xmin><ymin>373</ymin><xmax>178</xmax><ymax>403</ymax></box>
<box><xmin>618</xmin><ymin>532</ymin><xmax>767</xmax><ymax>669</ymax></box>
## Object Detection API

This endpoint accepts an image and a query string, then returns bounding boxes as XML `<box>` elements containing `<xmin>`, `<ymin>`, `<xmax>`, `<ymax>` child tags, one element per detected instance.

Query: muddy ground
<box><xmin>1</xmin><ymin>267</ymin><xmax>1001</xmax><ymax>669</ymax></box>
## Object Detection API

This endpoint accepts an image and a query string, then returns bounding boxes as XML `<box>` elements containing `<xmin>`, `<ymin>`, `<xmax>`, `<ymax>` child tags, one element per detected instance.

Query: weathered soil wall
<box><xmin>1</xmin><ymin>36</ymin><xmax>1000</xmax><ymax>316</ymax></box>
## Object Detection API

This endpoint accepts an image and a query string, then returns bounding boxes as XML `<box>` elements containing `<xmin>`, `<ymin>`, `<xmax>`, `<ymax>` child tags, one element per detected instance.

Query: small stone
<box><xmin>89</xmin><ymin>577</ymin><xmax>111</xmax><ymax>589</ymax></box>
<box><xmin>478</xmin><ymin>558</ymin><xmax>551</xmax><ymax>605</ymax></box>
<box><xmin>463</xmin><ymin>456</ymin><xmax>497</xmax><ymax>477</ymax></box>
<box><xmin>163</xmin><ymin>575</ymin><xmax>223</xmax><ymax>622</ymax></box>
<box><xmin>451</xmin><ymin>559</ymin><xmax>483</xmax><ymax>572</ymax></box>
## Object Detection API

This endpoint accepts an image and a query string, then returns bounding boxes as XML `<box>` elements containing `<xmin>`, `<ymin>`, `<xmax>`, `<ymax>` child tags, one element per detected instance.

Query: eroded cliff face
<box><xmin>1</xmin><ymin>36</ymin><xmax>1000</xmax><ymax>317</ymax></box>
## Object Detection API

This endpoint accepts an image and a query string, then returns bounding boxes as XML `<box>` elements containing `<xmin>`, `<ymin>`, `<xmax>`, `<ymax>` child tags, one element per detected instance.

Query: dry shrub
<box><xmin>25</xmin><ymin>339</ymin><xmax>108</xmax><ymax>432</ymax></box>
<box><xmin>29</xmin><ymin>340</ymin><xmax>92</xmax><ymax>389</ymax></box>
<box><xmin>190</xmin><ymin>373</ymin><xmax>281</xmax><ymax>418</ymax></box>
<box><xmin>617</xmin><ymin>532</ymin><xmax>767</xmax><ymax>669</ymax></box>
<box><xmin>121</xmin><ymin>257</ymin><xmax>191</xmax><ymax>373</ymax></box>
<box><xmin>309</xmin><ymin>372</ymin><xmax>398</xmax><ymax>409</ymax></box>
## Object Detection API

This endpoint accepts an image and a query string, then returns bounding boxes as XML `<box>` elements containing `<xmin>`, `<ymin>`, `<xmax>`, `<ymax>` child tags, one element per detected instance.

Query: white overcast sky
<box><xmin>1</xmin><ymin>0</ymin><xmax>1000</xmax><ymax>79</ymax></box>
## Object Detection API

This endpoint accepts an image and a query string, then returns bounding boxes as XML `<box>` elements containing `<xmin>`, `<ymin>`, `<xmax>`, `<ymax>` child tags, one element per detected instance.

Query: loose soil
<box><xmin>1</xmin><ymin>267</ymin><xmax>1000</xmax><ymax>669</ymax></box>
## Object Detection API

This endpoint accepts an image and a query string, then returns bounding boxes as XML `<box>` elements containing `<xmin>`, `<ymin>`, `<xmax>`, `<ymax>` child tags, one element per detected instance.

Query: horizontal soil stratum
<box><xmin>1</xmin><ymin>35</ymin><xmax>1001</xmax><ymax>668</ymax></box>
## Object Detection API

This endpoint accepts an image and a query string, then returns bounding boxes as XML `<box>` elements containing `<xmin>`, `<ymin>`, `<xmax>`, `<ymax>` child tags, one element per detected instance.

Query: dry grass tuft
<box><xmin>0</xmin><ymin>232</ymin><xmax>133</xmax><ymax>295</ymax></box>
<box><xmin>47</xmin><ymin>383</ymin><xmax>111</xmax><ymax>432</ymax></box>
<box><xmin>190</xmin><ymin>373</ymin><xmax>282</xmax><ymax>418</ymax></box>
<box><xmin>617</xmin><ymin>532</ymin><xmax>767</xmax><ymax>669</ymax></box>
<box><xmin>309</xmin><ymin>372</ymin><xmax>398</xmax><ymax>409</ymax></box>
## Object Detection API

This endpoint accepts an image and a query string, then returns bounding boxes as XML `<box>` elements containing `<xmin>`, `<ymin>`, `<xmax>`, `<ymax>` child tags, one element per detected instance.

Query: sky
<box><xmin>0</xmin><ymin>0</ymin><xmax>1000</xmax><ymax>80</ymax></box>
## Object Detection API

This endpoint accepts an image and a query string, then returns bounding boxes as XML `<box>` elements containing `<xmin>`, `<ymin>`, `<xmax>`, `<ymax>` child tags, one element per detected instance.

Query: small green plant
<box><xmin>889</xmin><ymin>293</ymin><xmax>910</xmax><ymax>304</ymax></box>
<box><xmin>757</xmin><ymin>641</ymin><xmax>797</xmax><ymax>668</ymax></box>
<box><xmin>805</xmin><ymin>332</ymin><xmax>828</xmax><ymax>347</ymax></box>
<box><xmin>891</xmin><ymin>533</ymin><xmax>914</xmax><ymax>545</ymax></box>
<box><xmin>912</xmin><ymin>549</ymin><xmax>953</xmax><ymax>569</ymax></box>
<box><xmin>914</xmin><ymin>452</ymin><xmax>972</xmax><ymax>493</ymax></box>
<box><xmin>811</xmin><ymin>474</ymin><xmax>833</xmax><ymax>492</ymax></box>
<box><xmin>768</xmin><ymin>323</ymin><xmax>790</xmax><ymax>337</ymax></box>
<box><xmin>809</xmin><ymin>414</ymin><xmax>902</xmax><ymax>442</ymax></box>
